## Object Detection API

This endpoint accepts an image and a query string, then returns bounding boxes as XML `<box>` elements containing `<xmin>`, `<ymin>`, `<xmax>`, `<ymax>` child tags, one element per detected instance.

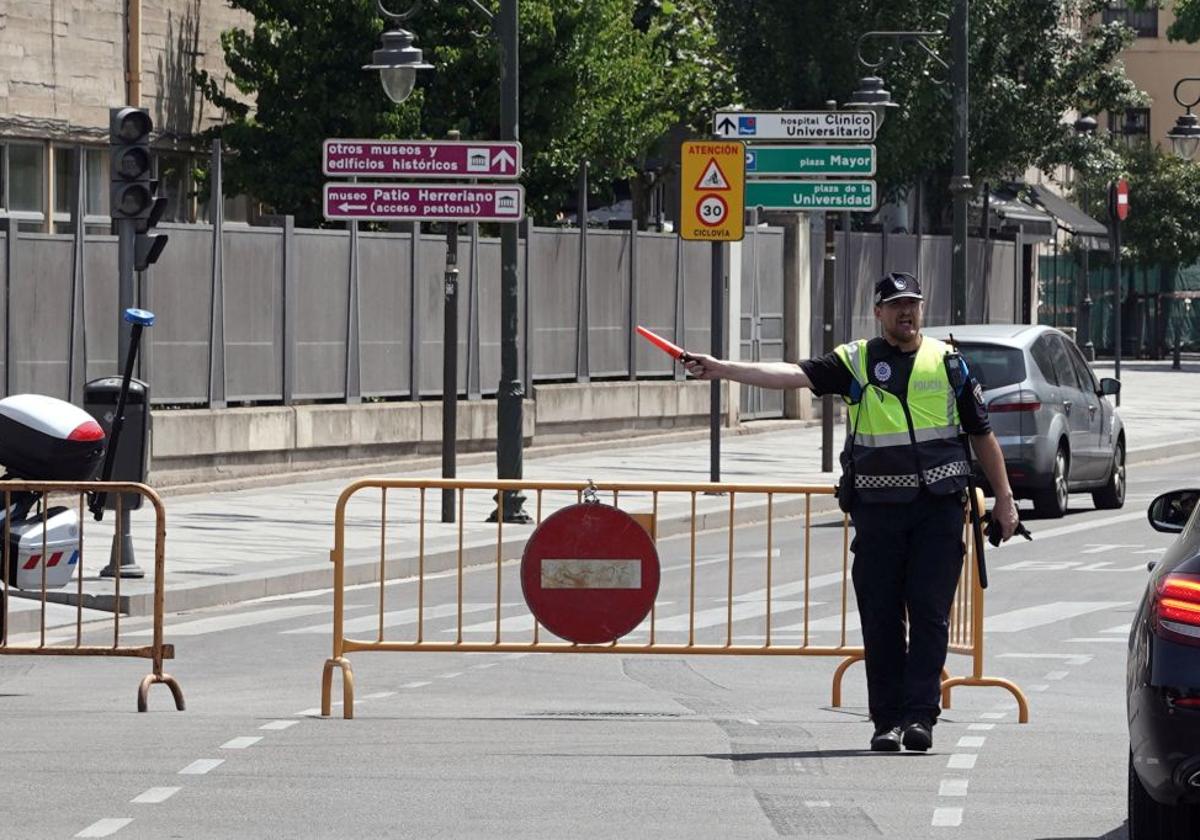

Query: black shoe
<box><xmin>870</xmin><ymin>725</ymin><xmax>902</xmax><ymax>752</ymax></box>
<box><xmin>902</xmin><ymin>721</ymin><xmax>933</xmax><ymax>752</ymax></box>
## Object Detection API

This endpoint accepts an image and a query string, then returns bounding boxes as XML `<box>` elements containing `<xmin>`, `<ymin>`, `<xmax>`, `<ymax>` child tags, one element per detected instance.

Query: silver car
<box><xmin>923</xmin><ymin>324</ymin><xmax>1124</xmax><ymax>517</ymax></box>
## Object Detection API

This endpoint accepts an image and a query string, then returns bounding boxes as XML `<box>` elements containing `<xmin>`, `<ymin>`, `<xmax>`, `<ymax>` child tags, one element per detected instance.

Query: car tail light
<box><xmin>1173</xmin><ymin>696</ymin><xmax>1200</xmax><ymax>710</ymax></box>
<box><xmin>988</xmin><ymin>390</ymin><xmax>1041</xmax><ymax>413</ymax></box>
<box><xmin>1153</xmin><ymin>573</ymin><xmax>1200</xmax><ymax>646</ymax></box>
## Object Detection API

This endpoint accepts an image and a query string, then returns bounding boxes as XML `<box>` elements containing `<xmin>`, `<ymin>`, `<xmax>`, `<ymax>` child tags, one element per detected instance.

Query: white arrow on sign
<box><xmin>493</xmin><ymin>150</ymin><xmax>516</xmax><ymax>172</ymax></box>
<box><xmin>339</xmin><ymin>202</ymin><xmax>368</xmax><ymax>212</ymax></box>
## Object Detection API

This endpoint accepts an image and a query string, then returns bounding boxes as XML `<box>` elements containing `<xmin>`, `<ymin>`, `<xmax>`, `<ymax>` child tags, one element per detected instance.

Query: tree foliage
<box><xmin>195</xmin><ymin>0</ymin><xmax>735</xmax><ymax>226</ymax></box>
<box><xmin>713</xmin><ymin>0</ymin><xmax>1145</xmax><ymax>222</ymax></box>
<box><xmin>1076</xmin><ymin>141</ymin><xmax>1200</xmax><ymax>266</ymax></box>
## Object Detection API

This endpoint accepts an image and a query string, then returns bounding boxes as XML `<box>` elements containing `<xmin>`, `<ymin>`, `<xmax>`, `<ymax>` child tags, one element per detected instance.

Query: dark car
<box><xmin>1128</xmin><ymin>488</ymin><xmax>1200</xmax><ymax>838</ymax></box>
<box><xmin>924</xmin><ymin>325</ymin><xmax>1124</xmax><ymax>517</ymax></box>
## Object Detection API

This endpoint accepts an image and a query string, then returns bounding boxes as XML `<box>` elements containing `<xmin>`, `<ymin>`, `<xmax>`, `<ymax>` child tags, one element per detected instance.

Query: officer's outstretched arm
<box><xmin>970</xmin><ymin>432</ymin><xmax>1019</xmax><ymax>540</ymax></box>
<box><xmin>683</xmin><ymin>354</ymin><xmax>812</xmax><ymax>390</ymax></box>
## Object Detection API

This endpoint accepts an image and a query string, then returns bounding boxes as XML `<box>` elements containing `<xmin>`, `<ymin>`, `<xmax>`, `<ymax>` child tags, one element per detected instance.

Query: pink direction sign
<box><xmin>323</xmin><ymin>183</ymin><xmax>526</xmax><ymax>223</ymax></box>
<box><xmin>323</xmin><ymin>139</ymin><xmax>521</xmax><ymax>179</ymax></box>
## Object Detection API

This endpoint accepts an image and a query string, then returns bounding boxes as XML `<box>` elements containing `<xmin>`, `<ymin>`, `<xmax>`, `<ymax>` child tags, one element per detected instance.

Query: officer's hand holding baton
<box><xmin>989</xmin><ymin>493</ymin><xmax>1021</xmax><ymax>543</ymax></box>
<box><xmin>683</xmin><ymin>352</ymin><xmax>723</xmax><ymax>381</ymax></box>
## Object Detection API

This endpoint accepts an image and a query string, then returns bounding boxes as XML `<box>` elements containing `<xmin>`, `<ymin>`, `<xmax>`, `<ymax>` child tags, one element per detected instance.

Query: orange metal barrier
<box><xmin>322</xmin><ymin>479</ymin><xmax>1026</xmax><ymax>722</ymax></box>
<box><xmin>0</xmin><ymin>480</ymin><xmax>184</xmax><ymax>712</ymax></box>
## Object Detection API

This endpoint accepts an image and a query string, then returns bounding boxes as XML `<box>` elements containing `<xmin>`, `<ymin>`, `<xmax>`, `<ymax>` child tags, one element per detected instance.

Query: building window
<box><xmin>158</xmin><ymin>152</ymin><xmax>196</xmax><ymax>223</ymax></box>
<box><xmin>1109</xmin><ymin>107</ymin><xmax>1151</xmax><ymax>145</ymax></box>
<box><xmin>52</xmin><ymin>146</ymin><xmax>110</xmax><ymax>233</ymax></box>
<box><xmin>1103</xmin><ymin>1</ymin><xmax>1158</xmax><ymax>38</ymax></box>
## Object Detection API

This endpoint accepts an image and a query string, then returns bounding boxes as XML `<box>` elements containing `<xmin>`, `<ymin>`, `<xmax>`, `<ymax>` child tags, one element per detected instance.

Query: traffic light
<box><xmin>109</xmin><ymin>106</ymin><xmax>168</xmax><ymax>269</ymax></box>
<box><xmin>109</xmin><ymin>107</ymin><xmax>153</xmax><ymax>221</ymax></box>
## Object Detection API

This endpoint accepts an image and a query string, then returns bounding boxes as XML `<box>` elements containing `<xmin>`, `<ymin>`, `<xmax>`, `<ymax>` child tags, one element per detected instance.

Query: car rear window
<box><xmin>956</xmin><ymin>343</ymin><xmax>1026</xmax><ymax>389</ymax></box>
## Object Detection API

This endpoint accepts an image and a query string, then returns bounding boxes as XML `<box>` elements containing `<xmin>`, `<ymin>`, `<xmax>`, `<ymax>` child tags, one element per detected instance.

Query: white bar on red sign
<box><xmin>323</xmin><ymin>183</ymin><xmax>525</xmax><ymax>223</ymax></box>
<box><xmin>322</xmin><ymin>139</ymin><xmax>522</xmax><ymax>179</ymax></box>
<box><xmin>540</xmin><ymin>559</ymin><xmax>642</xmax><ymax>589</ymax></box>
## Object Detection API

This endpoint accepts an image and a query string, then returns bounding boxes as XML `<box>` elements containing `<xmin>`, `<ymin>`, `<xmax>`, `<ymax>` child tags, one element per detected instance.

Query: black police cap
<box><xmin>874</xmin><ymin>272</ymin><xmax>924</xmax><ymax>305</ymax></box>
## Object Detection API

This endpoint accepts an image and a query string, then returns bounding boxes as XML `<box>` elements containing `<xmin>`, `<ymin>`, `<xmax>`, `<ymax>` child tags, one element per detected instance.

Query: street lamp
<box><xmin>365</xmin><ymin>1</ymin><xmax>432</xmax><ymax>104</ymax></box>
<box><xmin>368</xmin><ymin>0</ymin><xmax>530</xmax><ymax>523</ymax></box>
<box><xmin>844</xmin><ymin>76</ymin><xmax>900</xmax><ymax>128</ymax></box>
<box><xmin>1167</xmin><ymin>78</ymin><xmax>1200</xmax><ymax>162</ymax></box>
<box><xmin>1073</xmin><ymin>114</ymin><xmax>1097</xmax><ymax>360</ymax></box>
<box><xmin>851</xmin><ymin>0</ymin><xmax>972</xmax><ymax>326</ymax></box>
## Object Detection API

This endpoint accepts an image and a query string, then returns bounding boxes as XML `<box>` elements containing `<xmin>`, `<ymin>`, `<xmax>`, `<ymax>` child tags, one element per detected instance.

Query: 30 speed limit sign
<box><xmin>680</xmin><ymin>141</ymin><xmax>744</xmax><ymax>241</ymax></box>
<box><xmin>696</xmin><ymin>194</ymin><xmax>729</xmax><ymax>227</ymax></box>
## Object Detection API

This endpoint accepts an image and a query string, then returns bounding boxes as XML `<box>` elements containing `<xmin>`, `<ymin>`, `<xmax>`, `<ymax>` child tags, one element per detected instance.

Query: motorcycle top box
<box><xmin>0</xmin><ymin>394</ymin><xmax>106</xmax><ymax>481</ymax></box>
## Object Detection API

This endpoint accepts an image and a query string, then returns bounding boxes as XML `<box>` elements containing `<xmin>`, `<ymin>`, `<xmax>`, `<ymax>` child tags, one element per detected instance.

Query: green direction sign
<box><xmin>745</xmin><ymin>180</ymin><xmax>877</xmax><ymax>212</ymax></box>
<box><xmin>745</xmin><ymin>145</ymin><xmax>876</xmax><ymax>177</ymax></box>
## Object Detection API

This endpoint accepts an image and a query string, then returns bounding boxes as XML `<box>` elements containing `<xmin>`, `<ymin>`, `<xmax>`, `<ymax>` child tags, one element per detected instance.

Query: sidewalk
<box><xmin>8</xmin><ymin>361</ymin><xmax>1200</xmax><ymax>631</ymax></box>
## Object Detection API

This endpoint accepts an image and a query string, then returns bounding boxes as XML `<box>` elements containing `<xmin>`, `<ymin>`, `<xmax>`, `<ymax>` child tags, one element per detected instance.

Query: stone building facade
<box><xmin>0</xmin><ymin>0</ymin><xmax>251</xmax><ymax>231</ymax></box>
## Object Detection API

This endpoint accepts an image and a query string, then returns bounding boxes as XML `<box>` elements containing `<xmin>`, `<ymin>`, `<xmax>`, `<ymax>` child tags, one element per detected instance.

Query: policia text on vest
<box><xmin>679</xmin><ymin>271</ymin><xmax>1019</xmax><ymax>753</ymax></box>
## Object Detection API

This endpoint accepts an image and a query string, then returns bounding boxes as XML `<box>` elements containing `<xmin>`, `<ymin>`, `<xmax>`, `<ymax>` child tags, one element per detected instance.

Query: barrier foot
<box><xmin>322</xmin><ymin>657</ymin><xmax>355</xmax><ymax>719</ymax></box>
<box><xmin>138</xmin><ymin>673</ymin><xmax>186</xmax><ymax>712</ymax></box>
<box><xmin>939</xmin><ymin>667</ymin><xmax>952</xmax><ymax>710</ymax></box>
<box><xmin>940</xmin><ymin>676</ymin><xmax>1030</xmax><ymax>723</ymax></box>
<box><xmin>831</xmin><ymin>654</ymin><xmax>863</xmax><ymax>708</ymax></box>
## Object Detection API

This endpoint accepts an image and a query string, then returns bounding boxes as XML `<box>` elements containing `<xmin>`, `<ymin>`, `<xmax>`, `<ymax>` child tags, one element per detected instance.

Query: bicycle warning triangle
<box><xmin>694</xmin><ymin>158</ymin><xmax>731</xmax><ymax>191</ymax></box>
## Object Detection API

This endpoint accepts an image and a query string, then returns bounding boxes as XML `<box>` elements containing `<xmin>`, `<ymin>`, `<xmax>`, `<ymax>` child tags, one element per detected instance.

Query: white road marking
<box><xmin>129</xmin><ymin>604</ymin><xmax>334</xmax><ymax>637</ymax></box>
<box><xmin>438</xmin><ymin>672</ymin><xmax>463</xmax><ymax>679</ymax></box>
<box><xmin>1028</xmin><ymin>684</ymin><xmax>1050</xmax><ymax>692</ymax></box>
<box><xmin>980</xmin><ymin>712</ymin><xmax>1006</xmax><ymax>720</ymax></box>
<box><xmin>968</xmin><ymin>723</ymin><xmax>995</xmax><ymax>731</ymax></box>
<box><xmin>179</xmin><ymin>759</ymin><xmax>224</xmax><ymax>775</ymax></box>
<box><xmin>131</xmin><ymin>787</ymin><xmax>180</xmax><ymax>804</ymax></box>
<box><xmin>76</xmin><ymin>819</ymin><xmax>133</xmax><ymax>838</ymax></box>
<box><xmin>1134</xmin><ymin>548</ymin><xmax>1166</xmax><ymax>555</ymax></box>
<box><xmin>655</xmin><ymin>600</ymin><xmax>818</xmax><ymax>632</ymax></box>
<box><xmin>997</xmin><ymin>653</ymin><xmax>1092</xmax><ymax>666</ymax></box>
<box><xmin>220</xmin><ymin>736</ymin><xmax>262</xmax><ymax>749</ymax></box>
<box><xmin>402</xmin><ymin>681</ymin><xmax>431</xmax><ymax>688</ymax></box>
<box><xmin>1001</xmin><ymin>510</ymin><xmax>1146</xmax><ymax>544</ymax></box>
<box><xmin>743</xmin><ymin>719</ymin><xmax>759</xmax><ymax>726</ymax></box>
<box><xmin>939</xmin><ymin>779</ymin><xmax>969</xmax><ymax>796</ymax></box>
<box><xmin>1044</xmin><ymin>670</ymin><xmax>1069</xmax><ymax>680</ymax></box>
<box><xmin>260</xmin><ymin>720</ymin><xmax>299</xmax><ymax>731</ymax></box>
<box><xmin>956</xmin><ymin>736</ymin><xmax>986</xmax><ymax>748</ymax></box>
<box><xmin>775</xmin><ymin>609</ymin><xmax>859</xmax><ymax>633</ymax></box>
<box><xmin>985</xmin><ymin>601</ymin><xmax>1126</xmax><ymax>633</ymax></box>
<box><xmin>805</xmin><ymin>801</ymin><xmax>831</xmax><ymax>807</ymax></box>
<box><xmin>932</xmin><ymin>807</ymin><xmax>963</xmax><ymax>827</ymax></box>
<box><xmin>1068</xmin><ymin>637</ymin><xmax>1127</xmax><ymax>643</ymax></box>
<box><xmin>286</xmin><ymin>602</ymin><xmax>495</xmax><ymax>635</ymax></box>
<box><xmin>473</xmin><ymin>662</ymin><xmax>497</xmax><ymax>669</ymax></box>
<box><xmin>363</xmin><ymin>691</ymin><xmax>396</xmax><ymax>699</ymax></box>
<box><xmin>1102</xmin><ymin>623</ymin><xmax>1131</xmax><ymax>634</ymax></box>
<box><xmin>1080</xmin><ymin>544</ymin><xmax>1141</xmax><ymax>554</ymax></box>
<box><xmin>295</xmin><ymin>708</ymin><xmax>324</xmax><ymax>716</ymax></box>
<box><xmin>947</xmin><ymin>754</ymin><xmax>977</xmax><ymax>769</ymax></box>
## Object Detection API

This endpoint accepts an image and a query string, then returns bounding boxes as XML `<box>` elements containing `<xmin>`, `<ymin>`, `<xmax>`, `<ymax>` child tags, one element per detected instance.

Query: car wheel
<box><xmin>1092</xmin><ymin>439</ymin><xmax>1126</xmax><ymax>510</ymax></box>
<box><xmin>1129</xmin><ymin>751</ymin><xmax>1200</xmax><ymax>839</ymax></box>
<box><xmin>1033</xmin><ymin>444</ymin><xmax>1069</xmax><ymax>518</ymax></box>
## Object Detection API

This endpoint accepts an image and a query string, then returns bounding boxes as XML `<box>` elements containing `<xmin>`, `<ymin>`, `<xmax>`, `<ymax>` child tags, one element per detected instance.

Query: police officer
<box><xmin>684</xmin><ymin>271</ymin><xmax>1019</xmax><ymax>752</ymax></box>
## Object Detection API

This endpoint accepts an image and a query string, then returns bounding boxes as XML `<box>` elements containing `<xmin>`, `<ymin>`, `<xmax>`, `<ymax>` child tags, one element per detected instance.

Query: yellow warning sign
<box><xmin>680</xmin><ymin>141</ymin><xmax>744</xmax><ymax>242</ymax></box>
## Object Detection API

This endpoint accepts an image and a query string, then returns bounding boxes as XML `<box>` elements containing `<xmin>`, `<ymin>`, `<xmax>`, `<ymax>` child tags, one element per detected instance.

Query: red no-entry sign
<box><xmin>520</xmin><ymin>503</ymin><xmax>660</xmax><ymax>645</ymax></box>
<box><xmin>1110</xmin><ymin>178</ymin><xmax>1130</xmax><ymax>222</ymax></box>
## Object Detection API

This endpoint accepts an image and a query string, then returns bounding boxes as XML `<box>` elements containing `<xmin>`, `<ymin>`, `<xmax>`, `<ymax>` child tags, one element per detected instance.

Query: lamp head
<box><xmin>364</xmin><ymin>27</ymin><xmax>432</xmax><ymax>104</ymax></box>
<box><xmin>1169</xmin><ymin>112</ymin><xmax>1200</xmax><ymax>161</ymax></box>
<box><xmin>845</xmin><ymin>76</ymin><xmax>900</xmax><ymax>128</ymax></box>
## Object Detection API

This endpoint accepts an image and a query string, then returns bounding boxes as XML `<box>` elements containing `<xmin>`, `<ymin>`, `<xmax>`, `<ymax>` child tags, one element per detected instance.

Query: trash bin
<box><xmin>84</xmin><ymin>377</ymin><xmax>150</xmax><ymax>511</ymax></box>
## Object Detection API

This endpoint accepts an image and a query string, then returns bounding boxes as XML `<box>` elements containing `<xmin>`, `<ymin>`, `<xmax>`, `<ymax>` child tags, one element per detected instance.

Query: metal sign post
<box><xmin>680</xmin><ymin>141</ymin><xmax>746</xmax><ymax>483</ymax></box>
<box><xmin>1108</xmin><ymin>179</ymin><xmax>1130</xmax><ymax>405</ymax></box>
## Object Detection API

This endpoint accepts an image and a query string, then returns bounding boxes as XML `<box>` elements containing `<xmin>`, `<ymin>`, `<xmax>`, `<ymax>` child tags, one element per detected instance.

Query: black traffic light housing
<box><xmin>109</xmin><ymin>106</ymin><xmax>168</xmax><ymax>269</ymax></box>
<box><xmin>109</xmin><ymin>107</ymin><xmax>153</xmax><ymax>221</ymax></box>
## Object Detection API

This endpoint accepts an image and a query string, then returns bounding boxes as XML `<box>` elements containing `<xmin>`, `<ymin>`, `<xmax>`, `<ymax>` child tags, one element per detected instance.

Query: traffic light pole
<box><xmin>101</xmin><ymin>217</ymin><xmax>145</xmax><ymax>579</ymax></box>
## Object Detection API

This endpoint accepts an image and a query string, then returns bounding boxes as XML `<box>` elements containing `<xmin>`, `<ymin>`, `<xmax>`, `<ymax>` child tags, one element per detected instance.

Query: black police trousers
<box><xmin>850</xmin><ymin>489</ymin><xmax>965</xmax><ymax>728</ymax></box>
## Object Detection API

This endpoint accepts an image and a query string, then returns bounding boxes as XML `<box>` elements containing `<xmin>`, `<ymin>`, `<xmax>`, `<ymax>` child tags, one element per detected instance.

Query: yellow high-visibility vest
<box><xmin>834</xmin><ymin>336</ymin><xmax>970</xmax><ymax>503</ymax></box>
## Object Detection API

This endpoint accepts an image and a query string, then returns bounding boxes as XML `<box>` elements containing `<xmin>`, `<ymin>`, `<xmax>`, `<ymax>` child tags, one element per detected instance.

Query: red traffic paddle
<box><xmin>635</xmin><ymin>325</ymin><xmax>690</xmax><ymax>361</ymax></box>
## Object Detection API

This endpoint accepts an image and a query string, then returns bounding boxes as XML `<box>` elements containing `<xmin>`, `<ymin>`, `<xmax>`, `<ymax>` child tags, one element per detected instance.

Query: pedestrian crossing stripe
<box><xmin>694</xmin><ymin>158</ymin><xmax>731</xmax><ymax>191</ymax></box>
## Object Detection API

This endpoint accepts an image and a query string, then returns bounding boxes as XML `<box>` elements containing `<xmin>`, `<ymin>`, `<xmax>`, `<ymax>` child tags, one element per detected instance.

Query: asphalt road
<box><xmin>3</xmin><ymin>455</ymin><xmax>1195</xmax><ymax>839</ymax></box>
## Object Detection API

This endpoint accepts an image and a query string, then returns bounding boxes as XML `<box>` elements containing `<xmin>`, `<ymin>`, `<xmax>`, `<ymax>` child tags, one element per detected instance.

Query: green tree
<box><xmin>1076</xmin><ymin>141</ymin><xmax>1200</xmax><ymax>266</ymax></box>
<box><xmin>195</xmin><ymin>0</ymin><xmax>735</xmax><ymax>226</ymax></box>
<box><xmin>713</xmin><ymin>0</ymin><xmax>1145</xmax><ymax>223</ymax></box>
